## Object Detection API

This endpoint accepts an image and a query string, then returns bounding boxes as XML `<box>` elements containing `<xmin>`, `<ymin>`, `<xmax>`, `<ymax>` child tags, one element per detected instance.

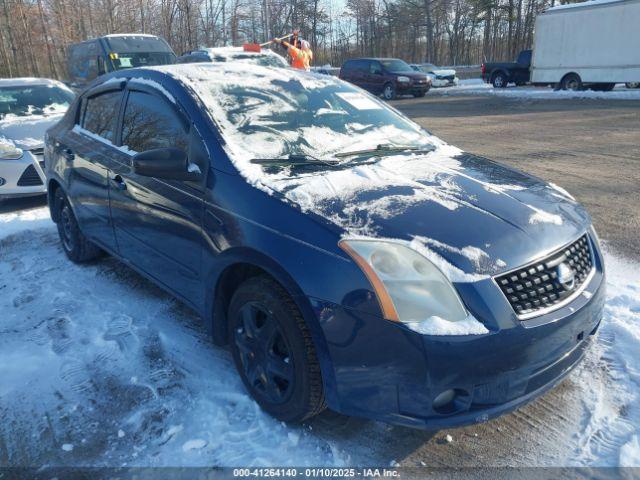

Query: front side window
<box><xmin>82</xmin><ymin>90</ymin><xmax>122</xmax><ymax>142</ymax></box>
<box><xmin>121</xmin><ymin>90</ymin><xmax>188</xmax><ymax>153</ymax></box>
<box><xmin>380</xmin><ymin>59</ymin><xmax>413</xmax><ymax>72</ymax></box>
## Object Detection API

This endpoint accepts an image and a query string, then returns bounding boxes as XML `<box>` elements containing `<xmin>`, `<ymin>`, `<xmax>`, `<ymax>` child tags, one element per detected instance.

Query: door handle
<box><xmin>109</xmin><ymin>174</ymin><xmax>127</xmax><ymax>191</ymax></box>
<box><xmin>63</xmin><ymin>148</ymin><xmax>74</xmax><ymax>162</ymax></box>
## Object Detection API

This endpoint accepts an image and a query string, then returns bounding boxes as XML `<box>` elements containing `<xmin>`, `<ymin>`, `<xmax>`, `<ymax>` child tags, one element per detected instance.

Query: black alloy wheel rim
<box><xmin>234</xmin><ymin>302</ymin><xmax>295</xmax><ymax>404</ymax></box>
<box><xmin>60</xmin><ymin>205</ymin><xmax>75</xmax><ymax>252</ymax></box>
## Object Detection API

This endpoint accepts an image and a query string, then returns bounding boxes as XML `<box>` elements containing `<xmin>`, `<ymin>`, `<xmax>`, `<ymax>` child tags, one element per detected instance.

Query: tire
<box><xmin>382</xmin><ymin>83</ymin><xmax>396</xmax><ymax>100</ymax></box>
<box><xmin>228</xmin><ymin>275</ymin><xmax>326</xmax><ymax>422</ymax></box>
<box><xmin>54</xmin><ymin>189</ymin><xmax>102</xmax><ymax>263</ymax></box>
<box><xmin>492</xmin><ymin>72</ymin><xmax>507</xmax><ymax>88</ymax></box>
<box><xmin>560</xmin><ymin>73</ymin><xmax>583</xmax><ymax>91</ymax></box>
<box><xmin>626</xmin><ymin>82</ymin><xmax>640</xmax><ymax>89</ymax></box>
<box><xmin>591</xmin><ymin>83</ymin><xmax>615</xmax><ymax>92</ymax></box>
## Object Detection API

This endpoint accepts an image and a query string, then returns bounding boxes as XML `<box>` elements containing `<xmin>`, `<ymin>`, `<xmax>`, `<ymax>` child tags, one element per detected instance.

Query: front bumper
<box><xmin>310</xmin><ymin>242</ymin><xmax>605</xmax><ymax>429</ymax></box>
<box><xmin>397</xmin><ymin>82</ymin><xmax>430</xmax><ymax>94</ymax></box>
<box><xmin>0</xmin><ymin>149</ymin><xmax>47</xmax><ymax>199</ymax></box>
<box><xmin>432</xmin><ymin>77</ymin><xmax>459</xmax><ymax>88</ymax></box>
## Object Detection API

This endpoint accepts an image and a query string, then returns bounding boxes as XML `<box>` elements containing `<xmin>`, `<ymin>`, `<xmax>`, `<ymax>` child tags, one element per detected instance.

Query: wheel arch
<box><xmin>205</xmin><ymin>247</ymin><xmax>339</xmax><ymax>407</ymax></box>
<box><xmin>560</xmin><ymin>72</ymin><xmax>581</xmax><ymax>85</ymax></box>
<box><xmin>47</xmin><ymin>178</ymin><xmax>65</xmax><ymax>222</ymax></box>
<box><xmin>491</xmin><ymin>69</ymin><xmax>508</xmax><ymax>81</ymax></box>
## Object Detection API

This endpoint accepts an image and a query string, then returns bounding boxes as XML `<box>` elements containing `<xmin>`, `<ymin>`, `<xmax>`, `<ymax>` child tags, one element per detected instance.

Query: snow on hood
<box><xmin>0</xmin><ymin>112</ymin><xmax>64</xmax><ymax>150</ymax></box>
<box><xmin>152</xmin><ymin>63</ymin><xmax>589</xmax><ymax>280</ymax></box>
<box><xmin>432</xmin><ymin>68</ymin><xmax>456</xmax><ymax>76</ymax></box>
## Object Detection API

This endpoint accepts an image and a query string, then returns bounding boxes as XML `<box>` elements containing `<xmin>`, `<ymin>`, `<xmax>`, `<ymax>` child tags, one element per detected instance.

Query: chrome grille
<box><xmin>495</xmin><ymin>234</ymin><xmax>594</xmax><ymax>318</ymax></box>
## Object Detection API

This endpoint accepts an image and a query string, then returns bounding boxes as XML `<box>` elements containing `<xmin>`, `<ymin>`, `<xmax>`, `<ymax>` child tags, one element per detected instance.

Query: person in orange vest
<box><xmin>275</xmin><ymin>37</ymin><xmax>313</xmax><ymax>71</ymax></box>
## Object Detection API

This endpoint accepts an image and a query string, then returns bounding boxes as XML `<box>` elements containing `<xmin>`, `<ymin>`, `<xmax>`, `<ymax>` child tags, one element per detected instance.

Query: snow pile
<box><xmin>1</xmin><ymin>207</ymin><xmax>639</xmax><ymax>466</ymax></box>
<box><xmin>406</xmin><ymin>314</ymin><xmax>489</xmax><ymax>336</ymax></box>
<box><xmin>0</xmin><ymin>206</ymin><xmax>52</xmax><ymax>240</ymax></box>
<box><xmin>0</xmin><ymin>210</ymin><xmax>347</xmax><ymax>467</ymax></box>
<box><xmin>429</xmin><ymin>79</ymin><xmax>640</xmax><ymax>100</ymax></box>
<box><xmin>570</xmin><ymin>251</ymin><xmax>640</xmax><ymax>467</ymax></box>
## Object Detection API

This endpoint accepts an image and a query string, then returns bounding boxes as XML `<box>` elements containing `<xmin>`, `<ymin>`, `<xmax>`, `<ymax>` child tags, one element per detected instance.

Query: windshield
<box><xmin>380</xmin><ymin>59</ymin><xmax>413</xmax><ymax>72</ymax></box>
<box><xmin>0</xmin><ymin>84</ymin><xmax>74</xmax><ymax>119</ymax></box>
<box><xmin>111</xmin><ymin>51</ymin><xmax>175</xmax><ymax>70</ymax></box>
<box><xmin>174</xmin><ymin>64</ymin><xmax>434</xmax><ymax>167</ymax></box>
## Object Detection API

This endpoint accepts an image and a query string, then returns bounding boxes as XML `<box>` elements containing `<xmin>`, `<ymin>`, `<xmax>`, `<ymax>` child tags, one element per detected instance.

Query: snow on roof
<box><xmin>204</xmin><ymin>46</ymin><xmax>280</xmax><ymax>57</ymax></box>
<box><xmin>546</xmin><ymin>0</ymin><xmax>628</xmax><ymax>11</ymax></box>
<box><xmin>103</xmin><ymin>33</ymin><xmax>159</xmax><ymax>38</ymax></box>
<box><xmin>0</xmin><ymin>77</ymin><xmax>65</xmax><ymax>88</ymax></box>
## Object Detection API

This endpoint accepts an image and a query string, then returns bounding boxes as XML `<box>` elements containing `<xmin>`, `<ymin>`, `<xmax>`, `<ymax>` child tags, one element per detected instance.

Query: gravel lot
<box><xmin>396</xmin><ymin>94</ymin><xmax>640</xmax><ymax>258</ymax></box>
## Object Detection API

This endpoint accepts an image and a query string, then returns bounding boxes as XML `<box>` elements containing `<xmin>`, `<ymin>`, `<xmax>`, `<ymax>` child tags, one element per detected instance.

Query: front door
<box><xmin>108</xmin><ymin>85</ymin><xmax>206</xmax><ymax>307</ymax></box>
<box><xmin>367</xmin><ymin>60</ymin><xmax>385</xmax><ymax>94</ymax></box>
<box><xmin>63</xmin><ymin>86</ymin><xmax>123</xmax><ymax>253</ymax></box>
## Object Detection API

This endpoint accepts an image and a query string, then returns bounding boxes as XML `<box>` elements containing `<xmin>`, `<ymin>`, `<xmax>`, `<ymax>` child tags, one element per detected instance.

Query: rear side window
<box><xmin>121</xmin><ymin>90</ymin><xmax>188</xmax><ymax>153</ymax></box>
<box><xmin>82</xmin><ymin>90</ymin><xmax>122</xmax><ymax>142</ymax></box>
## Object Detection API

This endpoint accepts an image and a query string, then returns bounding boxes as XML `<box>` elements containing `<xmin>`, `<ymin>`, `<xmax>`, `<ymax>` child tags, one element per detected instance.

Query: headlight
<box><xmin>0</xmin><ymin>142</ymin><xmax>23</xmax><ymax>160</ymax></box>
<box><xmin>339</xmin><ymin>239</ymin><xmax>487</xmax><ymax>335</ymax></box>
<box><xmin>397</xmin><ymin>76</ymin><xmax>411</xmax><ymax>83</ymax></box>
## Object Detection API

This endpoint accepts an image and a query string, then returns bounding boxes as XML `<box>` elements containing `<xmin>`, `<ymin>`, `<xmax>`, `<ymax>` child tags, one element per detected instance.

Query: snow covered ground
<box><xmin>1</xmin><ymin>207</ymin><xmax>639</xmax><ymax>467</ymax></box>
<box><xmin>426</xmin><ymin>79</ymin><xmax>640</xmax><ymax>100</ymax></box>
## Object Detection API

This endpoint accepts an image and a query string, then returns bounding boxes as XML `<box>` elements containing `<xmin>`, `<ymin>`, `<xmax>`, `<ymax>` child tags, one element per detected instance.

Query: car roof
<box><xmin>346</xmin><ymin>58</ymin><xmax>404</xmax><ymax>62</ymax></box>
<box><xmin>0</xmin><ymin>77</ymin><xmax>66</xmax><ymax>88</ymax></box>
<box><xmin>204</xmin><ymin>46</ymin><xmax>280</xmax><ymax>57</ymax></box>
<box><xmin>106</xmin><ymin>62</ymin><xmax>336</xmax><ymax>91</ymax></box>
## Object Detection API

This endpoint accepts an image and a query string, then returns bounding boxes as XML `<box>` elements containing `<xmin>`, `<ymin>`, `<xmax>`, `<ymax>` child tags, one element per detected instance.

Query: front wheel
<box><xmin>228</xmin><ymin>275</ymin><xmax>326</xmax><ymax>422</ymax></box>
<box><xmin>626</xmin><ymin>82</ymin><xmax>640</xmax><ymax>89</ymax></box>
<box><xmin>382</xmin><ymin>83</ymin><xmax>396</xmax><ymax>100</ymax></box>
<box><xmin>54</xmin><ymin>189</ymin><xmax>102</xmax><ymax>263</ymax></box>
<box><xmin>560</xmin><ymin>73</ymin><xmax>583</xmax><ymax>91</ymax></box>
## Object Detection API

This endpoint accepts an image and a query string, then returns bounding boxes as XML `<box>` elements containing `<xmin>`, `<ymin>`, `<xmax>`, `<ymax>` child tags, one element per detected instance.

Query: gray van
<box><xmin>67</xmin><ymin>34</ymin><xmax>176</xmax><ymax>87</ymax></box>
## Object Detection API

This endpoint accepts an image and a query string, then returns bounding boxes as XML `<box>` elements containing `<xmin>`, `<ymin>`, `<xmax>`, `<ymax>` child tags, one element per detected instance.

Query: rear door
<box><xmin>108</xmin><ymin>83</ymin><xmax>207</xmax><ymax>307</ymax></box>
<box><xmin>62</xmin><ymin>84</ymin><xmax>124</xmax><ymax>253</ymax></box>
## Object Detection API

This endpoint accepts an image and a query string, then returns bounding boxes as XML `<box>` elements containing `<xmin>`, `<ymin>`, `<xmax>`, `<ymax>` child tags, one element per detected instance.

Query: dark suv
<box><xmin>339</xmin><ymin>58</ymin><xmax>430</xmax><ymax>99</ymax></box>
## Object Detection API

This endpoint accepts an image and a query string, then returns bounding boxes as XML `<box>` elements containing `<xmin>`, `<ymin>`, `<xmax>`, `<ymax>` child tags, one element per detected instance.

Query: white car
<box><xmin>0</xmin><ymin>78</ymin><xmax>74</xmax><ymax>201</ymax></box>
<box><xmin>411</xmin><ymin>64</ymin><xmax>459</xmax><ymax>87</ymax></box>
<box><xmin>177</xmin><ymin>47</ymin><xmax>289</xmax><ymax>68</ymax></box>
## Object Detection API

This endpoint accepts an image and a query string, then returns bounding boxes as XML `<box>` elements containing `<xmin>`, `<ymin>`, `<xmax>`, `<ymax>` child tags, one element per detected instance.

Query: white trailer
<box><xmin>531</xmin><ymin>0</ymin><xmax>640</xmax><ymax>90</ymax></box>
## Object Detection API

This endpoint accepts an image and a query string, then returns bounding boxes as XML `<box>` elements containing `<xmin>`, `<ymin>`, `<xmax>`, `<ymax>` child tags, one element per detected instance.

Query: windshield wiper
<box><xmin>250</xmin><ymin>154</ymin><xmax>341</xmax><ymax>168</ymax></box>
<box><xmin>334</xmin><ymin>143</ymin><xmax>435</xmax><ymax>159</ymax></box>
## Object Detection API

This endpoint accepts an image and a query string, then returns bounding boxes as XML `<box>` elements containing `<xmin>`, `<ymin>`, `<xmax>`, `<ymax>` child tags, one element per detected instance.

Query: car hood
<box><xmin>0</xmin><ymin>113</ymin><xmax>64</xmax><ymax>150</ymax></box>
<box><xmin>266</xmin><ymin>142</ymin><xmax>590</xmax><ymax>281</ymax></box>
<box><xmin>433</xmin><ymin>68</ymin><xmax>456</xmax><ymax>76</ymax></box>
<box><xmin>389</xmin><ymin>71</ymin><xmax>427</xmax><ymax>80</ymax></box>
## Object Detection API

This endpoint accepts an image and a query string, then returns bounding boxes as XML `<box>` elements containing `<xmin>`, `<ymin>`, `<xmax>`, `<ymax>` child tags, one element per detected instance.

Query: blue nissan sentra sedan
<box><xmin>44</xmin><ymin>63</ymin><xmax>605</xmax><ymax>428</ymax></box>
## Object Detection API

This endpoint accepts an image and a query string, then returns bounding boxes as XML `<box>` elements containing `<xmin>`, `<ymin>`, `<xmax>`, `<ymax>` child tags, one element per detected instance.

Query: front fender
<box><xmin>203</xmin><ymin>246</ymin><xmax>340</xmax><ymax>409</ymax></box>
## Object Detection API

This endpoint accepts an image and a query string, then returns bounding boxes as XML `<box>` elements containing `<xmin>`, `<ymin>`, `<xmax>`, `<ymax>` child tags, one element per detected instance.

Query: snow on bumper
<box><xmin>310</xmin><ymin>259</ymin><xmax>605</xmax><ymax>429</ymax></box>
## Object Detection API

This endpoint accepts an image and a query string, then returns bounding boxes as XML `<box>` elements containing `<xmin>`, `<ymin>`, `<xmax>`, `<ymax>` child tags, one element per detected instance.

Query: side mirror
<box><xmin>132</xmin><ymin>147</ymin><xmax>201</xmax><ymax>181</ymax></box>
